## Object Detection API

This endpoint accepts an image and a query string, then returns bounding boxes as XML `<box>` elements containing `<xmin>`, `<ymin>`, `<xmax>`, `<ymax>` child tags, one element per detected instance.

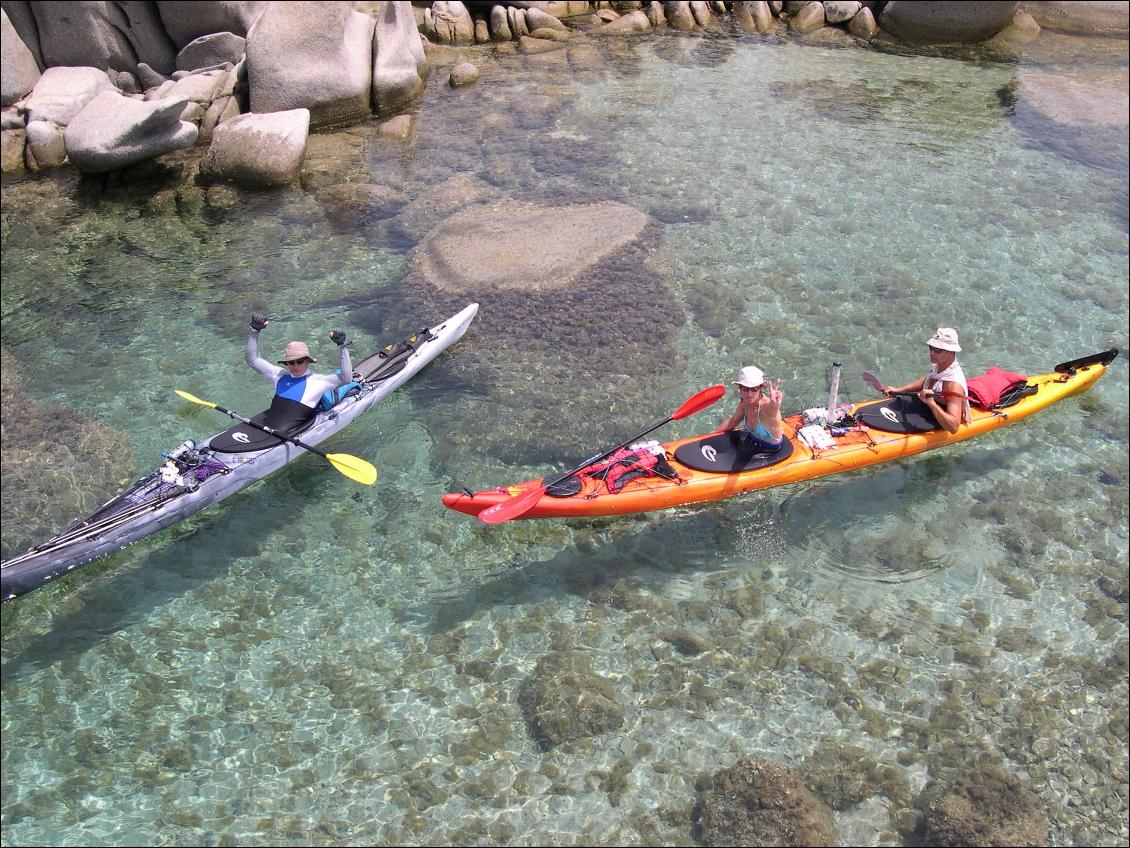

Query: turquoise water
<box><xmin>2</xmin><ymin>30</ymin><xmax>1128</xmax><ymax>847</ymax></box>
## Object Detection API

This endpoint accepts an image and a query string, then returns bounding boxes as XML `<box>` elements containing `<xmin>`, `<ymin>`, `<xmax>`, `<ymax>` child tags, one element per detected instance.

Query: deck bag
<box><xmin>966</xmin><ymin>367</ymin><xmax>1029</xmax><ymax>409</ymax></box>
<box><xmin>580</xmin><ymin>447</ymin><xmax>679</xmax><ymax>493</ymax></box>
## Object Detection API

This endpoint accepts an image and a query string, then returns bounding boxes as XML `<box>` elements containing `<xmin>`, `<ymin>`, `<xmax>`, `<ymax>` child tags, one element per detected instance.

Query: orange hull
<box><xmin>443</xmin><ymin>355</ymin><xmax>1115</xmax><ymax>520</ymax></box>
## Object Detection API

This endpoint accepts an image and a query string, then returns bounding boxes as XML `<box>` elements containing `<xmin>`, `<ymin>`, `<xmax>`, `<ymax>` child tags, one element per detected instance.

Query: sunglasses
<box><xmin>283</xmin><ymin>358</ymin><xmax>310</xmax><ymax>366</ymax></box>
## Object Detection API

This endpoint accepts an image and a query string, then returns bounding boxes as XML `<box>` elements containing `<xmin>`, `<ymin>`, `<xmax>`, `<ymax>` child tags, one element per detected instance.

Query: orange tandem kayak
<box><xmin>442</xmin><ymin>350</ymin><xmax>1119</xmax><ymax>521</ymax></box>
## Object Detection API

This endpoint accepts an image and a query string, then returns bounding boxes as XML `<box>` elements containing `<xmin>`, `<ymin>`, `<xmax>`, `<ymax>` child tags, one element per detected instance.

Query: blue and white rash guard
<box><xmin>246</xmin><ymin>329</ymin><xmax>353</xmax><ymax>408</ymax></box>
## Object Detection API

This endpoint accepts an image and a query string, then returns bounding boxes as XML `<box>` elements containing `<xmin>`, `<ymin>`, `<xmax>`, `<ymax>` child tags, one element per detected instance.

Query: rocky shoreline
<box><xmin>2</xmin><ymin>1</ymin><xmax>1128</xmax><ymax>184</ymax></box>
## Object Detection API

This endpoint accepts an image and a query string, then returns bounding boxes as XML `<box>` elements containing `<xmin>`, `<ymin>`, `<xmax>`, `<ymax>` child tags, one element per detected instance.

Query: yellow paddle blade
<box><xmin>175</xmin><ymin>389</ymin><xmax>217</xmax><ymax>409</ymax></box>
<box><xmin>327</xmin><ymin>453</ymin><xmax>378</xmax><ymax>485</ymax></box>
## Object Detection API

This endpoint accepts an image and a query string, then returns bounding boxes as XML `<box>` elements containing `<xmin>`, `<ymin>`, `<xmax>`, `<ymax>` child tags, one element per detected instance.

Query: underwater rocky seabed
<box><xmin>1</xmin><ymin>24</ymin><xmax>1128</xmax><ymax>848</ymax></box>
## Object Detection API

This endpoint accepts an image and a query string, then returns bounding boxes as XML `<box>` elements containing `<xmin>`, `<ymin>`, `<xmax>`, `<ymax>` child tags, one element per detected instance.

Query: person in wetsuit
<box><xmin>246</xmin><ymin>313</ymin><xmax>353</xmax><ymax>426</ymax></box>
<box><xmin>719</xmin><ymin>365</ymin><xmax>784</xmax><ymax>450</ymax></box>
<box><xmin>882</xmin><ymin>327</ymin><xmax>971</xmax><ymax>435</ymax></box>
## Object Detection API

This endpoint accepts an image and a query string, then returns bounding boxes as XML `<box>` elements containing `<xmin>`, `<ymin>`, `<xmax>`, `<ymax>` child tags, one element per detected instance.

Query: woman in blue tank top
<box><xmin>718</xmin><ymin>364</ymin><xmax>785</xmax><ymax>450</ymax></box>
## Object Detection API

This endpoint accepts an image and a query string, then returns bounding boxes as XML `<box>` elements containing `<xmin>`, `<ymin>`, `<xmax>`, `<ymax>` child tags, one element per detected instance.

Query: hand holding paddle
<box><xmin>861</xmin><ymin>372</ymin><xmax>968</xmax><ymax>402</ymax></box>
<box><xmin>175</xmin><ymin>390</ymin><xmax>377</xmax><ymax>485</ymax></box>
<box><xmin>478</xmin><ymin>384</ymin><xmax>727</xmax><ymax>524</ymax></box>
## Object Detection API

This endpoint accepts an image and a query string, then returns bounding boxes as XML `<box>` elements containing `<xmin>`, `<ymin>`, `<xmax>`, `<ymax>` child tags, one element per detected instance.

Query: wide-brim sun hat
<box><xmin>279</xmin><ymin>341</ymin><xmax>316</xmax><ymax>364</ymax></box>
<box><xmin>927</xmin><ymin>328</ymin><xmax>961</xmax><ymax>352</ymax></box>
<box><xmin>733</xmin><ymin>365</ymin><xmax>766</xmax><ymax>388</ymax></box>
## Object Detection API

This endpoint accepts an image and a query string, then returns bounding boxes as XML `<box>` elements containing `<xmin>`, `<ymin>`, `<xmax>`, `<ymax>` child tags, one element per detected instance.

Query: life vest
<box><xmin>966</xmin><ymin>367</ymin><xmax>1029</xmax><ymax>409</ymax></box>
<box><xmin>579</xmin><ymin>447</ymin><xmax>678</xmax><ymax>493</ymax></box>
<box><xmin>315</xmin><ymin>381</ymin><xmax>362</xmax><ymax>412</ymax></box>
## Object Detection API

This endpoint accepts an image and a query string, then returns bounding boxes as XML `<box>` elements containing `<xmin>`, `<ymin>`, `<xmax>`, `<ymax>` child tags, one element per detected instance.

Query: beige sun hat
<box><xmin>733</xmin><ymin>365</ymin><xmax>766</xmax><ymax>388</ymax></box>
<box><xmin>927</xmin><ymin>328</ymin><xmax>961</xmax><ymax>352</ymax></box>
<box><xmin>278</xmin><ymin>341</ymin><xmax>316</xmax><ymax>364</ymax></box>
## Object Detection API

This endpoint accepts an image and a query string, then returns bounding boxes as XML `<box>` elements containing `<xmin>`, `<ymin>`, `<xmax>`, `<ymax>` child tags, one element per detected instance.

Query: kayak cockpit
<box><xmin>208</xmin><ymin>396</ymin><xmax>318</xmax><ymax>452</ymax></box>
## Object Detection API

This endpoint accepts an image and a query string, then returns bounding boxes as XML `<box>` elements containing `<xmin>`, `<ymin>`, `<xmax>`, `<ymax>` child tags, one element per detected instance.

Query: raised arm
<box><xmin>246</xmin><ymin>313</ymin><xmax>282</xmax><ymax>382</ymax></box>
<box><xmin>330</xmin><ymin>329</ymin><xmax>353</xmax><ymax>385</ymax></box>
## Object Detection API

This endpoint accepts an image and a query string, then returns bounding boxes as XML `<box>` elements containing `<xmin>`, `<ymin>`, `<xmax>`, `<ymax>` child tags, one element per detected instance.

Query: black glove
<box><xmin>330</xmin><ymin>329</ymin><xmax>348</xmax><ymax>347</ymax></box>
<box><xmin>249</xmin><ymin>312</ymin><xmax>268</xmax><ymax>331</ymax></box>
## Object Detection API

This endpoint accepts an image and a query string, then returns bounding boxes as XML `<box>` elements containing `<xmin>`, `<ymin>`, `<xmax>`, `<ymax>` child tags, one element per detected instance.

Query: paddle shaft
<box><xmin>477</xmin><ymin>385</ymin><xmax>726</xmax><ymax>524</ymax></box>
<box><xmin>862</xmin><ymin>372</ymin><xmax>967</xmax><ymax>402</ymax></box>
<box><xmin>886</xmin><ymin>389</ymin><xmax>968</xmax><ymax>402</ymax></box>
<box><xmin>545</xmin><ymin>414</ymin><xmax>675</xmax><ymax>488</ymax></box>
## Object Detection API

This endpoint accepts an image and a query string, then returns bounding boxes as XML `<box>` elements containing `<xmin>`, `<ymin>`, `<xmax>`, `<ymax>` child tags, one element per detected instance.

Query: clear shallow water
<box><xmin>2</xmin><ymin>30</ymin><xmax>1128</xmax><ymax>847</ymax></box>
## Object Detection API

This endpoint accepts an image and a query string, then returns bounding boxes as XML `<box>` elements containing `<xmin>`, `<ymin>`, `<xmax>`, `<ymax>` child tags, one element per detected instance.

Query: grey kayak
<box><xmin>1</xmin><ymin>303</ymin><xmax>479</xmax><ymax>603</ymax></box>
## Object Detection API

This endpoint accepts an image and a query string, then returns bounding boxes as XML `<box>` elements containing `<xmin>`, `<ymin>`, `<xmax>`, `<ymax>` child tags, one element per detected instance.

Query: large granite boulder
<box><xmin>246</xmin><ymin>1</ymin><xmax>374</xmax><ymax>126</ymax></box>
<box><xmin>64</xmin><ymin>90</ymin><xmax>197</xmax><ymax>172</ymax></box>
<box><xmin>595</xmin><ymin>9</ymin><xmax>652</xmax><ymax>33</ymax></box>
<box><xmin>1</xmin><ymin>127</ymin><xmax>26</xmax><ymax>171</ymax></box>
<box><xmin>489</xmin><ymin>5</ymin><xmax>513</xmax><ymax>40</ymax></box>
<box><xmin>23</xmin><ymin>66</ymin><xmax>114</xmax><ymax>126</ymax></box>
<box><xmin>155</xmin><ymin>0</ymin><xmax>268</xmax><ymax>49</ymax></box>
<box><xmin>25</xmin><ymin>0</ymin><xmax>177</xmax><ymax>75</ymax></box>
<box><xmin>665</xmin><ymin>1</ymin><xmax>698</xmax><ymax>31</ymax></box>
<box><xmin>147</xmin><ymin>67</ymin><xmax>230</xmax><ymax>108</ymax></box>
<box><xmin>24</xmin><ymin>118</ymin><xmax>66</xmax><ymax>170</ymax></box>
<box><xmin>878</xmin><ymin>1</ymin><xmax>1020</xmax><ymax>43</ymax></box>
<box><xmin>424</xmin><ymin>0</ymin><xmax>475</xmax><ymax>44</ymax></box>
<box><xmin>789</xmin><ymin>1</ymin><xmax>826</xmax><ymax>33</ymax></box>
<box><xmin>200</xmin><ymin>107</ymin><xmax>309</xmax><ymax>186</ymax></box>
<box><xmin>733</xmin><ymin>1</ymin><xmax>774</xmax><ymax>34</ymax></box>
<box><xmin>372</xmin><ymin>0</ymin><xmax>428</xmax><ymax>116</ymax></box>
<box><xmin>2</xmin><ymin>2</ymin><xmax>43</xmax><ymax>70</ymax></box>
<box><xmin>824</xmin><ymin>1</ymin><xmax>862</xmax><ymax>25</ymax></box>
<box><xmin>176</xmin><ymin>32</ymin><xmax>246</xmax><ymax>72</ymax></box>
<box><xmin>692</xmin><ymin>757</ymin><xmax>836</xmax><ymax>846</ymax></box>
<box><xmin>2</xmin><ymin>8</ymin><xmax>40</xmax><ymax>105</ymax></box>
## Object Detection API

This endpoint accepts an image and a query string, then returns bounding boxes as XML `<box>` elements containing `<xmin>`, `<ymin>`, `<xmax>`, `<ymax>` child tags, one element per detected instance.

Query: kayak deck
<box><xmin>443</xmin><ymin>351</ymin><xmax>1117</xmax><ymax>520</ymax></box>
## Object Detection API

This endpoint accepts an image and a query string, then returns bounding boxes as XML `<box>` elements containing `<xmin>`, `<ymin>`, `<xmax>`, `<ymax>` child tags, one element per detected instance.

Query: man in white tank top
<box><xmin>883</xmin><ymin>328</ymin><xmax>971</xmax><ymax>434</ymax></box>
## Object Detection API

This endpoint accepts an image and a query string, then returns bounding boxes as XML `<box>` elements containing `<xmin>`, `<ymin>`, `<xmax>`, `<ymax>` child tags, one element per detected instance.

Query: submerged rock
<box><xmin>382</xmin><ymin>196</ymin><xmax>684</xmax><ymax>468</ymax></box>
<box><xmin>449</xmin><ymin>62</ymin><xmax>480</xmax><ymax>87</ymax></box>
<box><xmin>518</xmin><ymin>651</ymin><xmax>624</xmax><ymax>749</ymax></box>
<box><xmin>410</xmin><ymin>199</ymin><xmax>651</xmax><ymax>291</ymax></box>
<box><xmin>0</xmin><ymin>349</ymin><xmax>136</xmax><ymax>561</ymax></box>
<box><xmin>914</xmin><ymin>762</ymin><xmax>1050</xmax><ymax>846</ymax></box>
<box><xmin>1008</xmin><ymin>69</ymin><xmax>1129</xmax><ymax>171</ymax></box>
<box><xmin>693</xmin><ymin>756</ymin><xmax>836</xmax><ymax>846</ymax></box>
<box><xmin>798</xmin><ymin>740</ymin><xmax>911</xmax><ymax>811</ymax></box>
